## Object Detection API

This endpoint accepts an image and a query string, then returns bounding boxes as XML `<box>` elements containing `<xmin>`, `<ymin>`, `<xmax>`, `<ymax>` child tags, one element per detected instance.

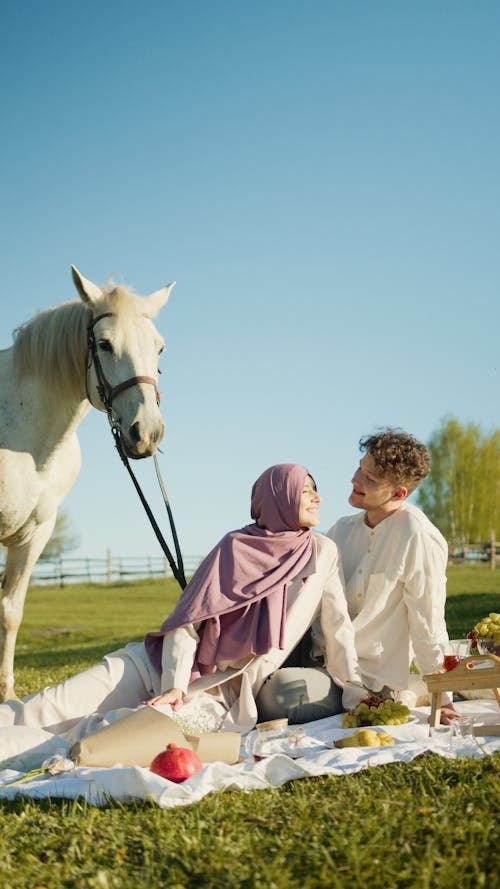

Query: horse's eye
<box><xmin>98</xmin><ymin>339</ymin><xmax>113</xmax><ymax>353</ymax></box>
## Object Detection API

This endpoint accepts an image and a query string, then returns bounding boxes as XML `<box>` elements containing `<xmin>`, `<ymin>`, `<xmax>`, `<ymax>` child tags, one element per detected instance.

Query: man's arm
<box><xmin>403</xmin><ymin>532</ymin><xmax>459</xmax><ymax>723</ymax></box>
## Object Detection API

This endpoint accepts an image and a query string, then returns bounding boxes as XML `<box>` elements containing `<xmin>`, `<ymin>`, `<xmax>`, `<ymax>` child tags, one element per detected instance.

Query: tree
<box><xmin>417</xmin><ymin>417</ymin><xmax>500</xmax><ymax>543</ymax></box>
<box><xmin>40</xmin><ymin>512</ymin><xmax>80</xmax><ymax>559</ymax></box>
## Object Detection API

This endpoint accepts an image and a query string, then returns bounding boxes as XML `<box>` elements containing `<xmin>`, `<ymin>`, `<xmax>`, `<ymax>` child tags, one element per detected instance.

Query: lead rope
<box><xmin>111</xmin><ymin>425</ymin><xmax>187</xmax><ymax>591</ymax></box>
<box><xmin>87</xmin><ymin>314</ymin><xmax>187</xmax><ymax>591</ymax></box>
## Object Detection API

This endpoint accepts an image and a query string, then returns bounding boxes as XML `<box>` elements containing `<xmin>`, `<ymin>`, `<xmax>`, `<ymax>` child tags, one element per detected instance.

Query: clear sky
<box><xmin>1</xmin><ymin>1</ymin><xmax>498</xmax><ymax>565</ymax></box>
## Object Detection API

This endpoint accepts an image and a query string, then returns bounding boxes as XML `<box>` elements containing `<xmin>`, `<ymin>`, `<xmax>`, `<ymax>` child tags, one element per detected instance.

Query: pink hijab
<box><xmin>145</xmin><ymin>464</ymin><xmax>316</xmax><ymax>680</ymax></box>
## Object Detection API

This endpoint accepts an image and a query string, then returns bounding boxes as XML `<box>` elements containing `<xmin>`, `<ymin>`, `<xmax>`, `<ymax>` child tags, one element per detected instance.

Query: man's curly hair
<box><xmin>359</xmin><ymin>428</ymin><xmax>430</xmax><ymax>493</ymax></box>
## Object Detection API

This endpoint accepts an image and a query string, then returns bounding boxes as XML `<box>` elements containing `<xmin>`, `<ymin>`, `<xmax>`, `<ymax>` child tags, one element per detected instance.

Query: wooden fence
<box><xmin>1</xmin><ymin>536</ymin><xmax>497</xmax><ymax>587</ymax></box>
<box><xmin>5</xmin><ymin>551</ymin><xmax>205</xmax><ymax>587</ymax></box>
<box><xmin>448</xmin><ymin>532</ymin><xmax>498</xmax><ymax>569</ymax></box>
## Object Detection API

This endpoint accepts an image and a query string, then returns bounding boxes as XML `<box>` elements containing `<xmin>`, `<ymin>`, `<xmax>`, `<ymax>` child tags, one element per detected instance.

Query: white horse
<box><xmin>0</xmin><ymin>266</ymin><xmax>175</xmax><ymax>701</ymax></box>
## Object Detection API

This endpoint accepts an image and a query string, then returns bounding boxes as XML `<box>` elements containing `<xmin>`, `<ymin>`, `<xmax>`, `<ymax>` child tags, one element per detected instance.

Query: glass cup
<box><xmin>455</xmin><ymin>715</ymin><xmax>474</xmax><ymax>735</ymax></box>
<box><xmin>476</xmin><ymin>639</ymin><xmax>500</xmax><ymax>656</ymax></box>
<box><xmin>452</xmin><ymin>716</ymin><xmax>483</xmax><ymax>756</ymax></box>
<box><xmin>449</xmin><ymin>639</ymin><xmax>471</xmax><ymax>657</ymax></box>
<box><xmin>429</xmin><ymin>725</ymin><xmax>453</xmax><ymax>752</ymax></box>
<box><xmin>442</xmin><ymin>640</ymin><xmax>471</xmax><ymax>671</ymax></box>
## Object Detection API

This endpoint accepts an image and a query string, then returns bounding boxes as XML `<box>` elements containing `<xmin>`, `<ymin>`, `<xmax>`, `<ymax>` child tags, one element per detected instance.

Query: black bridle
<box><xmin>86</xmin><ymin>312</ymin><xmax>187</xmax><ymax>591</ymax></box>
<box><xmin>86</xmin><ymin>312</ymin><xmax>160</xmax><ymax>418</ymax></box>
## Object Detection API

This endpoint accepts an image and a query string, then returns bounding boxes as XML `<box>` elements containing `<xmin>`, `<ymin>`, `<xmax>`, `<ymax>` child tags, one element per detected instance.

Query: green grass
<box><xmin>1</xmin><ymin>566</ymin><xmax>499</xmax><ymax>889</ymax></box>
<box><xmin>12</xmin><ymin>576</ymin><xmax>180</xmax><ymax>696</ymax></box>
<box><xmin>444</xmin><ymin>564</ymin><xmax>500</xmax><ymax>639</ymax></box>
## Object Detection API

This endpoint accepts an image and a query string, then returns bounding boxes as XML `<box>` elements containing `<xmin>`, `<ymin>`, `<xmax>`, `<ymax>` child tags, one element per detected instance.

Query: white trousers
<box><xmin>0</xmin><ymin>642</ymin><xmax>157</xmax><ymax>738</ymax></box>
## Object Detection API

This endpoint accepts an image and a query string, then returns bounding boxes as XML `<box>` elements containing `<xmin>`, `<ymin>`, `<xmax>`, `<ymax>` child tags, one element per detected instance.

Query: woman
<box><xmin>0</xmin><ymin>464</ymin><xmax>364</xmax><ymax>746</ymax></box>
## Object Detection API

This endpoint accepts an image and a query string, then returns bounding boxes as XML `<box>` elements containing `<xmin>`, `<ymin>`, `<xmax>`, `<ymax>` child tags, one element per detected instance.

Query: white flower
<box><xmin>41</xmin><ymin>754</ymin><xmax>75</xmax><ymax>776</ymax></box>
<box><xmin>5</xmin><ymin>752</ymin><xmax>75</xmax><ymax>786</ymax></box>
<box><xmin>173</xmin><ymin>710</ymin><xmax>222</xmax><ymax>737</ymax></box>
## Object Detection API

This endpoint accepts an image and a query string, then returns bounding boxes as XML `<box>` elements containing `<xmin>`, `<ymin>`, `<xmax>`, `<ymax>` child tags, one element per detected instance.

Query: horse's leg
<box><xmin>0</xmin><ymin>515</ymin><xmax>56</xmax><ymax>701</ymax></box>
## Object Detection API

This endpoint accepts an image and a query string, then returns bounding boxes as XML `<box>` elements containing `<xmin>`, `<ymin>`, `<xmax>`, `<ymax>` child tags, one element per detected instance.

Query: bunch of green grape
<box><xmin>342</xmin><ymin>698</ymin><xmax>410</xmax><ymax>728</ymax></box>
<box><xmin>468</xmin><ymin>612</ymin><xmax>500</xmax><ymax>645</ymax></box>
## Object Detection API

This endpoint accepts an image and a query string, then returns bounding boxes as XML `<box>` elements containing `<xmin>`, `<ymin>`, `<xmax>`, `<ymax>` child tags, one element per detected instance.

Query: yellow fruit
<box><xmin>334</xmin><ymin>729</ymin><xmax>381</xmax><ymax>748</ymax></box>
<box><xmin>334</xmin><ymin>728</ymin><xmax>395</xmax><ymax>748</ymax></box>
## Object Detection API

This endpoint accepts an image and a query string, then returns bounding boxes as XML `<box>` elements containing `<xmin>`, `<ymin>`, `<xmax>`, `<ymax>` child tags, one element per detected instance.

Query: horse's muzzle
<box><xmin>122</xmin><ymin>420</ymin><xmax>165</xmax><ymax>459</ymax></box>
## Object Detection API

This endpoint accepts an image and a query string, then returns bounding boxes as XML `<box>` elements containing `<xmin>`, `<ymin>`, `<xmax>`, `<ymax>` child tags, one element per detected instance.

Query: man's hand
<box><xmin>439</xmin><ymin>702</ymin><xmax>460</xmax><ymax>725</ymax></box>
<box><xmin>144</xmin><ymin>688</ymin><xmax>185</xmax><ymax>711</ymax></box>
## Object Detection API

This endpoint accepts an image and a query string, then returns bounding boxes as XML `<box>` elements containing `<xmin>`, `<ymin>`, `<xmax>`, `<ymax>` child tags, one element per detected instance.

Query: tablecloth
<box><xmin>0</xmin><ymin>699</ymin><xmax>498</xmax><ymax>808</ymax></box>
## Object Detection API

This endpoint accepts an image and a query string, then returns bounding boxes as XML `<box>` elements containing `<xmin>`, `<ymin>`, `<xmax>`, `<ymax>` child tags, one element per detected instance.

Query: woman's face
<box><xmin>298</xmin><ymin>475</ymin><xmax>321</xmax><ymax>528</ymax></box>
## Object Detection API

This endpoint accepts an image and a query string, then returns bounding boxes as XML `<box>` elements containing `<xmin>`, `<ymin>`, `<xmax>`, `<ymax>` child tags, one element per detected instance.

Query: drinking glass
<box><xmin>449</xmin><ymin>639</ymin><xmax>471</xmax><ymax>657</ymax></box>
<box><xmin>429</xmin><ymin>725</ymin><xmax>453</xmax><ymax>752</ymax></box>
<box><xmin>442</xmin><ymin>639</ymin><xmax>471</xmax><ymax>671</ymax></box>
<box><xmin>452</xmin><ymin>716</ymin><xmax>483</xmax><ymax>756</ymax></box>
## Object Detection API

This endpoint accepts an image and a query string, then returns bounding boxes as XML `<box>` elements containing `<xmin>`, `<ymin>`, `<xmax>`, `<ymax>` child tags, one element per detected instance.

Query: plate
<box><xmin>357</xmin><ymin>715</ymin><xmax>419</xmax><ymax>727</ymax></box>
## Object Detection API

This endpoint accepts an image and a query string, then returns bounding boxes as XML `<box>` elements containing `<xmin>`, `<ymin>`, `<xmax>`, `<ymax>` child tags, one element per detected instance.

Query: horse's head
<box><xmin>71</xmin><ymin>266</ymin><xmax>174</xmax><ymax>459</ymax></box>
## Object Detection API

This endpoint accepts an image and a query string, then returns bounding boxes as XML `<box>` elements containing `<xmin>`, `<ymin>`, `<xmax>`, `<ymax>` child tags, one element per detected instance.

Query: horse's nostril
<box><xmin>152</xmin><ymin>425</ymin><xmax>164</xmax><ymax>444</ymax></box>
<box><xmin>129</xmin><ymin>421</ymin><xmax>141</xmax><ymax>443</ymax></box>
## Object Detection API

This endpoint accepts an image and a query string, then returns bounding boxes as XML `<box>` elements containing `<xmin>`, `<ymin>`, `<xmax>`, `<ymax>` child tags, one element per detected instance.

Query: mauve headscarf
<box><xmin>144</xmin><ymin>464</ymin><xmax>317</xmax><ymax>681</ymax></box>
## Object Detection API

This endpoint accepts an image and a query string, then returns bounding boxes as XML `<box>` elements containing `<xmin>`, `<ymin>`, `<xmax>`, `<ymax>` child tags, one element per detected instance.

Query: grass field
<box><xmin>1</xmin><ymin>565</ymin><xmax>499</xmax><ymax>889</ymax></box>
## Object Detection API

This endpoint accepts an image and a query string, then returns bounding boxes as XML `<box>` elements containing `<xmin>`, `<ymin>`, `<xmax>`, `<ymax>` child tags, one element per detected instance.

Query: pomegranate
<box><xmin>150</xmin><ymin>743</ymin><xmax>203</xmax><ymax>783</ymax></box>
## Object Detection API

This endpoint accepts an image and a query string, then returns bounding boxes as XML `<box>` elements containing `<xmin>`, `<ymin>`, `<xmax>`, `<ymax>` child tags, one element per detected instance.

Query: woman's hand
<box><xmin>144</xmin><ymin>688</ymin><xmax>185</xmax><ymax>711</ymax></box>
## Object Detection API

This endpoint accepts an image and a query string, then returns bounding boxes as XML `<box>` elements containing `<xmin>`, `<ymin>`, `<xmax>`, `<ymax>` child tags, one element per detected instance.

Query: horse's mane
<box><xmin>12</xmin><ymin>283</ymin><xmax>147</xmax><ymax>403</ymax></box>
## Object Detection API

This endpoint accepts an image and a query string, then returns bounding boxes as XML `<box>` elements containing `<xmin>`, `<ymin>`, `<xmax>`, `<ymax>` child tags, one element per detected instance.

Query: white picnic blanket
<box><xmin>0</xmin><ymin>700</ymin><xmax>498</xmax><ymax>808</ymax></box>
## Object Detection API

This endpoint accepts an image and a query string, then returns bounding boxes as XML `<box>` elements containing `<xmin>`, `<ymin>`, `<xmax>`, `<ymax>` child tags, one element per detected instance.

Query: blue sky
<box><xmin>1</xmin><ymin>1</ymin><xmax>498</xmax><ymax>564</ymax></box>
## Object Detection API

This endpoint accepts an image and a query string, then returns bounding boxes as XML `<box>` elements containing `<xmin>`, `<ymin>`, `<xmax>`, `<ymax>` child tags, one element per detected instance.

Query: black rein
<box><xmin>86</xmin><ymin>312</ymin><xmax>187</xmax><ymax>591</ymax></box>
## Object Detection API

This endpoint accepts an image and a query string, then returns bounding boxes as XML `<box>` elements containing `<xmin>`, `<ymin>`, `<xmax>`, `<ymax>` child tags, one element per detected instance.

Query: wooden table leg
<box><xmin>429</xmin><ymin>692</ymin><xmax>442</xmax><ymax>727</ymax></box>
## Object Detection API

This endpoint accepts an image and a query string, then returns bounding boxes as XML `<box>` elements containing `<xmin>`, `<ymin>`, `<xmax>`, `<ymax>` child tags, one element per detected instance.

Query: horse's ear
<box><xmin>143</xmin><ymin>281</ymin><xmax>176</xmax><ymax>318</ymax></box>
<box><xmin>71</xmin><ymin>265</ymin><xmax>103</xmax><ymax>305</ymax></box>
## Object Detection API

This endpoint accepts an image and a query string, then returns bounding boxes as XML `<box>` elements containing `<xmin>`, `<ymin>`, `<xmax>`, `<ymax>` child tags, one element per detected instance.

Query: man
<box><xmin>256</xmin><ymin>428</ymin><xmax>457</xmax><ymax>725</ymax></box>
<box><xmin>324</xmin><ymin>427</ymin><xmax>456</xmax><ymax>723</ymax></box>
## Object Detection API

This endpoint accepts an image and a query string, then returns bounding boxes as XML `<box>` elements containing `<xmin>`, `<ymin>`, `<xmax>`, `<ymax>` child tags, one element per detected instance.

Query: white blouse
<box><xmin>159</xmin><ymin>533</ymin><xmax>365</xmax><ymax>732</ymax></box>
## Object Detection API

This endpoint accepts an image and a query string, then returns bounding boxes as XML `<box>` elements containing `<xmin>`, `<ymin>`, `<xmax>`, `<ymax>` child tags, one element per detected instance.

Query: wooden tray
<box><xmin>473</xmin><ymin>725</ymin><xmax>500</xmax><ymax>737</ymax></box>
<box><xmin>423</xmin><ymin>654</ymin><xmax>500</xmax><ymax>727</ymax></box>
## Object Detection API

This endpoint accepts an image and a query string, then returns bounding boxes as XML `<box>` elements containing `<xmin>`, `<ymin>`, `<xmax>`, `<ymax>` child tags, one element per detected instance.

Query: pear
<box><xmin>334</xmin><ymin>729</ymin><xmax>395</xmax><ymax>748</ymax></box>
<box><xmin>335</xmin><ymin>729</ymin><xmax>381</xmax><ymax>748</ymax></box>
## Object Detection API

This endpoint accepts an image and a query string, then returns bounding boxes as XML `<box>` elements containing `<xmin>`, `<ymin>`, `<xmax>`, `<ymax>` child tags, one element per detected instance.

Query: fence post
<box><xmin>490</xmin><ymin>529</ymin><xmax>496</xmax><ymax>571</ymax></box>
<box><xmin>58</xmin><ymin>552</ymin><xmax>64</xmax><ymax>588</ymax></box>
<box><xmin>106</xmin><ymin>548</ymin><xmax>113</xmax><ymax>584</ymax></box>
